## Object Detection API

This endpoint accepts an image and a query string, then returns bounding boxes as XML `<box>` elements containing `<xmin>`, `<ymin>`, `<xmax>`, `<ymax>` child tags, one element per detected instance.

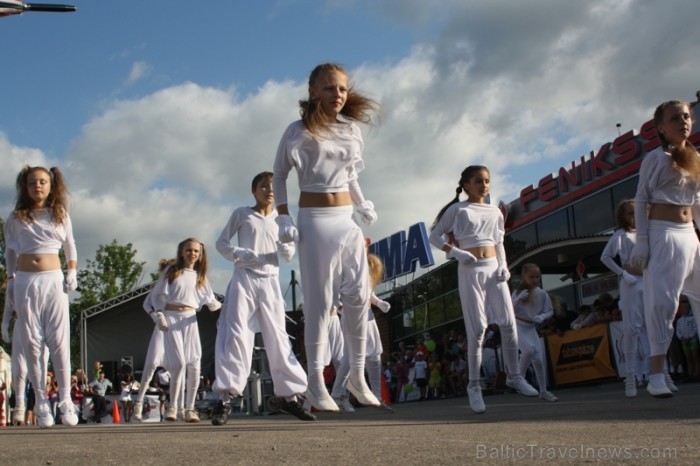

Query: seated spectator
<box><xmin>570</xmin><ymin>305</ymin><xmax>598</xmax><ymax>330</ymax></box>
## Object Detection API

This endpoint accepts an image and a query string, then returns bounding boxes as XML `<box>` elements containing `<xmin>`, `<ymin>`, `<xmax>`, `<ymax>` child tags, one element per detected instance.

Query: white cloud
<box><xmin>125</xmin><ymin>61</ymin><xmax>151</xmax><ymax>86</ymax></box>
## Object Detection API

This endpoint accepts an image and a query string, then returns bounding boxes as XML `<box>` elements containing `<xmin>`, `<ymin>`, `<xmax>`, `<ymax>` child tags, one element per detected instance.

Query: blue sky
<box><xmin>1</xmin><ymin>0</ymin><xmax>699</xmax><ymax>296</ymax></box>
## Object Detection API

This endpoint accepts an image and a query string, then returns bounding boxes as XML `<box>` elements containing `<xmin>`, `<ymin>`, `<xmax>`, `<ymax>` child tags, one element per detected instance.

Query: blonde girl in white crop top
<box><xmin>272</xmin><ymin>63</ymin><xmax>382</xmax><ymax>411</ymax></box>
<box><xmin>630</xmin><ymin>100</ymin><xmax>700</xmax><ymax>398</ymax></box>
<box><xmin>3</xmin><ymin>165</ymin><xmax>79</xmax><ymax>428</ymax></box>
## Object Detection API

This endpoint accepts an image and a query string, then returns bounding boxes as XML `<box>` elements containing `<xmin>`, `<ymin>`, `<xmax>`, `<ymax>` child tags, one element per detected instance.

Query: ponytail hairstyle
<box><xmin>654</xmin><ymin>100</ymin><xmax>700</xmax><ymax>184</ymax></box>
<box><xmin>614</xmin><ymin>199</ymin><xmax>634</xmax><ymax>232</ymax></box>
<box><xmin>431</xmin><ymin>165</ymin><xmax>490</xmax><ymax>229</ymax></box>
<box><xmin>300</xmin><ymin>63</ymin><xmax>380</xmax><ymax>138</ymax></box>
<box><xmin>516</xmin><ymin>263</ymin><xmax>540</xmax><ymax>304</ymax></box>
<box><xmin>14</xmin><ymin>165</ymin><xmax>69</xmax><ymax>224</ymax></box>
<box><xmin>165</xmin><ymin>238</ymin><xmax>208</xmax><ymax>288</ymax></box>
<box><xmin>367</xmin><ymin>253</ymin><xmax>385</xmax><ymax>289</ymax></box>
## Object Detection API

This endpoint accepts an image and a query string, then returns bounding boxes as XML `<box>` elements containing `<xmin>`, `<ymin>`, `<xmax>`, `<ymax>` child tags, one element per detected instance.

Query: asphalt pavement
<box><xmin>0</xmin><ymin>380</ymin><xmax>698</xmax><ymax>465</ymax></box>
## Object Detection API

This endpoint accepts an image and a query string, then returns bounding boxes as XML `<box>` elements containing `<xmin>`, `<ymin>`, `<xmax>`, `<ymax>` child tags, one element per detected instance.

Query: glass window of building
<box><xmin>536</xmin><ymin>208</ymin><xmax>570</xmax><ymax>244</ymax></box>
<box><xmin>505</xmin><ymin>224</ymin><xmax>537</xmax><ymax>257</ymax></box>
<box><xmin>573</xmin><ymin>190</ymin><xmax>614</xmax><ymax>236</ymax></box>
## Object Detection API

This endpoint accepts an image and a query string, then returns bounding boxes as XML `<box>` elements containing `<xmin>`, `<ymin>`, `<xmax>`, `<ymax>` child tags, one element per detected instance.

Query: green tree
<box><xmin>69</xmin><ymin>240</ymin><xmax>146</xmax><ymax>368</ymax></box>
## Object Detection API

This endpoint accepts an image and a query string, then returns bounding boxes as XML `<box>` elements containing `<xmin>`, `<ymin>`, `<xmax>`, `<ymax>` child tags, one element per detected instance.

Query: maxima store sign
<box><xmin>369</xmin><ymin>222</ymin><xmax>435</xmax><ymax>282</ymax></box>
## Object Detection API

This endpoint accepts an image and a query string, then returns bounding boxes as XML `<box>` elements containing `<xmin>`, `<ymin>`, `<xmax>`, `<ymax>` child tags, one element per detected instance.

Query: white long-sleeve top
<box><xmin>600</xmin><ymin>228</ymin><xmax>638</xmax><ymax>277</ymax></box>
<box><xmin>429</xmin><ymin>201</ymin><xmax>504</xmax><ymax>251</ymax></box>
<box><xmin>634</xmin><ymin>146</ymin><xmax>700</xmax><ymax>235</ymax></box>
<box><xmin>146</xmin><ymin>267</ymin><xmax>217</xmax><ymax>312</ymax></box>
<box><xmin>272</xmin><ymin>120</ymin><xmax>366</xmax><ymax>207</ymax></box>
<box><xmin>4</xmin><ymin>209</ymin><xmax>77</xmax><ymax>275</ymax></box>
<box><xmin>216</xmin><ymin>207</ymin><xmax>280</xmax><ymax>277</ymax></box>
<box><xmin>512</xmin><ymin>287</ymin><xmax>554</xmax><ymax>327</ymax></box>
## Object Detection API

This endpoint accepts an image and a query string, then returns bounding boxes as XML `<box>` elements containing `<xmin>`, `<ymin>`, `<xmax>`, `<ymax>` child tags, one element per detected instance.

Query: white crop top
<box><xmin>216</xmin><ymin>207</ymin><xmax>280</xmax><ymax>276</ymax></box>
<box><xmin>600</xmin><ymin>228</ymin><xmax>638</xmax><ymax>276</ymax></box>
<box><xmin>272</xmin><ymin>120</ymin><xmax>365</xmax><ymax>206</ymax></box>
<box><xmin>429</xmin><ymin>201</ymin><xmax>505</xmax><ymax>251</ymax></box>
<box><xmin>511</xmin><ymin>287</ymin><xmax>554</xmax><ymax>327</ymax></box>
<box><xmin>635</xmin><ymin>146</ymin><xmax>700</xmax><ymax>206</ymax></box>
<box><xmin>148</xmin><ymin>268</ymin><xmax>217</xmax><ymax>311</ymax></box>
<box><xmin>4</xmin><ymin>209</ymin><xmax>77</xmax><ymax>271</ymax></box>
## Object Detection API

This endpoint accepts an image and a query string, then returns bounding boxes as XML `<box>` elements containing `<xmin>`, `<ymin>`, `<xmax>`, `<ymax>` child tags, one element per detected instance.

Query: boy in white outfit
<box><xmin>211</xmin><ymin>171</ymin><xmax>314</xmax><ymax>424</ymax></box>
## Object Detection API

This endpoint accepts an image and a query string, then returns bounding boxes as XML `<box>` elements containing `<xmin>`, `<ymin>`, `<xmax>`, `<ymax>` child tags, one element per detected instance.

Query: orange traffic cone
<box><xmin>380</xmin><ymin>373</ymin><xmax>392</xmax><ymax>405</ymax></box>
<box><xmin>111</xmin><ymin>400</ymin><xmax>121</xmax><ymax>424</ymax></box>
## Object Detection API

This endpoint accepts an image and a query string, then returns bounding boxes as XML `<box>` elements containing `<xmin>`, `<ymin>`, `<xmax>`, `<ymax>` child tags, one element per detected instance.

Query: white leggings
<box><xmin>212</xmin><ymin>269</ymin><xmax>307</xmax><ymax>398</ymax></box>
<box><xmin>14</xmin><ymin>270</ymin><xmax>71</xmax><ymax>404</ymax></box>
<box><xmin>644</xmin><ymin>220</ymin><xmax>700</xmax><ymax>356</ymax></box>
<box><xmin>297</xmin><ymin>206</ymin><xmax>369</xmax><ymax>395</ymax></box>
<box><xmin>162</xmin><ymin>310</ymin><xmax>201</xmax><ymax>410</ymax></box>
<box><xmin>457</xmin><ymin>258</ymin><xmax>521</xmax><ymax>383</ymax></box>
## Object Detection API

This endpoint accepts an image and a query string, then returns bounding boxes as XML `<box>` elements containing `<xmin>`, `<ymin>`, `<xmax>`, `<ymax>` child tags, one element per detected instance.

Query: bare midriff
<box><xmin>649</xmin><ymin>203</ymin><xmax>692</xmax><ymax>224</ymax></box>
<box><xmin>299</xmin><ymin>191</ymin><xmax>352</xmax><ymax>208</ymax></box>
<box><xmin>464</xmin><ymin>245</ymin><xmax>497</xmax><ymax>259</ymax></box>
<box><xmin>164</xmin><ymin>303</ymin><xmax>197</xmax><ymax>312</ymax></box>
<box><xmin>17</xmin><ymin>253</ymin><xmax>61</xmax><ymax>272</ymax></box>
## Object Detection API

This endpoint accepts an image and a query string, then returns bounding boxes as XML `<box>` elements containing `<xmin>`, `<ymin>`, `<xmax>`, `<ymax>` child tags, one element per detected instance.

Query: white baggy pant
<box><xmin>516</xmin><ymin>322</ymin><xmax>547</xmax><ymax>390</ymax></box>
<box><xmin>328</xmin><ymin>314</ymin><xmax>349</xmax><ymax>398</ymax></box>
<box><xmin>297</xmin><ymin>206</ymin><xmax>370</xmax><ymax>395</ymax></box>
<box><xmin>13</xmin><ymin>270</ymin><xmax>71</xmax><ymax>404</ymax></box>
<box><xmin>212</xmin><ymin>268</ymin><xmax>307</xmax><ymax>398</ymax></box>
<box><xmin>618</xmin><ymin>277</ymin><xmax>650</xmax><ymax>376</ymax></box>
<box><xmin>457</xmin><ymin>258</ymin><xmax>521</xmax><ymax>382</ymax></box>
<box><xmin>135</xmin><ymin>326</ymin><xmax>165</xmax><ymax>404</ymax></box>
<box><xmin>644</xmin><ymin>220</ymin><xmax>700</xmax><ymax>356</ymax></box>
<box><xmin>162</xmin><ymin>310</ymin><xmax>201</xmax><ymax>410</ymax></box>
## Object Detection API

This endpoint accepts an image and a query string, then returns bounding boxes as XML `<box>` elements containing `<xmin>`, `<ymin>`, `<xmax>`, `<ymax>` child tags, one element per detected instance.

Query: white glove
<box><xmin>629</xmin><ymin>235</ymin><xmax>649</xmax><ymax>270</ymax></box>
<box><xmin>375</xmin><ymin>299</ymin><xmax>391</xmax><ymax>313</ymax></box>
<box><xmin>275</xmin><ymin>214</ymin><xmax>299</xmax><ymax>243</ymax></box>
<box><xmin>207</xmin><ymin>301</ymin><xmax>222</xmax><ymax>312</ymax></box>
<box><xmin>621</xmin><ymin>271</ymin><xmax>638</xmax><ymax>285</ymax></box>
<box><xmin>152</xmin><ymin>311</ymin><xmax>168</xmax><ymax>331</ymax></box>
<box><xmin>446</xmin><ymin>247</ymin><xmax>477</xmax><ymax>265</ymax></box>
<box><xmin>496</xmin><ymin>265</ymin><xmax>510</xmax><ymax>282</ymax></box>
<box><xmin>65</xmin><ymin>269</ymin><xmax>78</xmax><ymax>292</ymax></box>
<box><xmin>233</xmin><ymin>248</ymin><xmax>257</xmax><ymax>263</ymax></box>
<box><xmin>516</xmin><ymin>290</ymin><xmax>529</xmax><ymax>302</ymax></box>
<box><xmin>357</xmin><ymin>200</ymin><xmax>378</xmax><ymax>226</ymax></box>
<box><xmin>277</xmin><ymin>241</ymin><xmax>295</xmax><ymax>263</ymax></box>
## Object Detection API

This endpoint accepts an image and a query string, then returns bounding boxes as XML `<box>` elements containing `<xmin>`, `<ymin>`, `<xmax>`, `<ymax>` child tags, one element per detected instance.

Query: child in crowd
<box><xmin>512</xmin><ymin>263</ymin><xmax>557</xmax><ymax>402</ymax></box>
<box><xmin>600</xmin><ymin>198</ymin><xmax>652</xmax><ymax>396</ymax></box>
<box><xmin>430</xmin><ymin>165</ymin><xmax>538</xmax><ymax>414</ymax></box>
<box><xmin>675</xmin><ymin>296</ymin><xmax>700</xmax><ymax>381</ymax></box>
<box><xmin>3</xmin><ymin>165</ymin><xmax>79</xmax><ymax>428</ymax></box>
<box><xmin>630</xmin><ymin>100</ymin><xmax>700</xmax><ymax>397</ymax></box>
<box><xmin>145</xmin><ymin>238</ymin><xmax>221</xmax><ymax>422</ymax></box>
<box><xmin>211</xmin><ymin>172</ymin><xmax>314</xmax><ymax>424</ymax></box>
<box><xmin>120</xmin><ymin>372</ymin><xmax>136</xmax><ymax>423</ymax></box>
<box><xmin>412</xmin><ymin>351</ymin><xmax>429</xmax><ymax>401</ymax></box>
<box><xmin>273</xmin><ymin>63</ymin><xmax>381</xmax><ymax>410</ymax></box>
<box><xmin>570</xmin><ymin>305</ymin><xmax>598</xmax><ymax>330</ymax></box>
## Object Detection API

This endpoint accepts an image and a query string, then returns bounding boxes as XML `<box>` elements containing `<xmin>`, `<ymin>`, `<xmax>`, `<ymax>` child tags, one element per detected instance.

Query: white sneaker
<box><xmin>539</xmin><ymin>391</ymin><xmax>558</xmax><ymax>402</ymax></box>
<box><xmin>184</xmin><ymin>409</ymin><xmax>200</xmax><ymax>423</ymax></box>
<box><xmin>333</xmin><ymin>397</ymin><xmax>355</xmax><ymax>413</ymax></box>
<box><xmin>13</xmin><ymin>407</ymin><xmax>25</xmax><ymax>425</ymax></box>
<box><xmin>133</xmin><ymin>402</ymin><xmax>143</xmax><ymax>422</ymax></box>
<box><xmin>647</xmin><ymin>382</ymin><xmax>673</xmax><ymax>398</ymax></box>
<box><xmin>347</xmin><ymin>376</ymin><xmax>381</xmax><ymax>407</ymax></box>
<box><xmin>59</xmin><ymin>401</ymin><xmax>79</xmax><ymax>426</ymax></box>
<box><xmin>624</xmin><ymin>376</ymin><xmax>637</xmax><ymax>398</ymax></box>
<box><xmin>505</xmin><ymin>377</ymin><xmax>538</xmax><ymax>397</ymax></box>
<box><xmin>665</xmin><ymin>374</ymin><xmax>679</xmax><ymax>392</ymax></box>
<box><xmin>37</xmin><ymin>399</ymin><xmax>55</xmax><ymax>428</ymax></box>
<box><xmin>467</xmin><ymin>385</ymin><xmax>486</xmax><ymax>414</ymax></box>
<box><xmin>165</xmin><ymin>406</ymin><xmax>178</xmax><ymax>422</ymax></box>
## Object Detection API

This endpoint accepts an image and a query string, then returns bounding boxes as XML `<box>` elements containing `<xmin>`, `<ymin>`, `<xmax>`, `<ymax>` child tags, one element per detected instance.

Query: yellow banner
<box><xmin>546</xmin><ymin>323</ymin><xmax>617</xmax><ymax>386</ymax></box>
